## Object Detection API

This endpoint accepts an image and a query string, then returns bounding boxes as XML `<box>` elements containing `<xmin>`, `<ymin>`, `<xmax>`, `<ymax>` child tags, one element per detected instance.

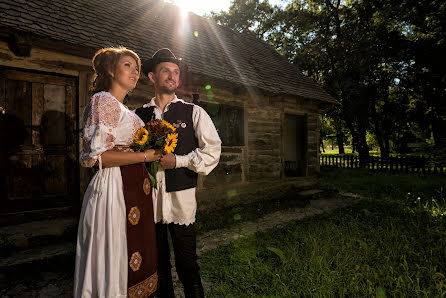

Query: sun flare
<box><xmin>168</xmin><ymin>0</ymin><xmax>228</xmax><ymax>16</ymax></box>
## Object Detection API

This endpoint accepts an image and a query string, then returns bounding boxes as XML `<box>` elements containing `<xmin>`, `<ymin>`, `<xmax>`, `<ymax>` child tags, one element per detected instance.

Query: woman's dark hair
<box><xmin>89</xmin><ymin>46</ymin><xmax>141</xmax><ymax>95</ymax></box>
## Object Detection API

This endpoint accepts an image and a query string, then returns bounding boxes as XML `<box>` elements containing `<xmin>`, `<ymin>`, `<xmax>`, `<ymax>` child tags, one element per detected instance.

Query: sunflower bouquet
<box><xmin>133</xmin><ymin>119</ymin><xmax>178</xmax><ymax>188</ymax></box>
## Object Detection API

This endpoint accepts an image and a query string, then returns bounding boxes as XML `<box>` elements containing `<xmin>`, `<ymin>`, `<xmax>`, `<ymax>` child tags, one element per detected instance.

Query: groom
<box><xmin>135</xmin><ymin>48</ymin><xmax>221</xmax><ymax>297</ymax></box>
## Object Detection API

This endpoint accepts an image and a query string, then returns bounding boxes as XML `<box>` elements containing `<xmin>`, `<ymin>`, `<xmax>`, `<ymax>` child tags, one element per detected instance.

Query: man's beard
<box><xmin>159</xmin><ymin>85</ymin><xmax>177</xmax><ymax>94</ymax></box>
<box><xmin>158</xmin><ymin>80</ymin><xmax>177</xmax><ymax>94</ymax></box>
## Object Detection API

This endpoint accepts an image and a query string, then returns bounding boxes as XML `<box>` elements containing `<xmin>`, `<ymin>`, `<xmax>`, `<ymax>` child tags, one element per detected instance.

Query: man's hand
<box><xmin>160</xmin><ymin>153</ymin><xmax>176</xmax><ymax>169</ymax></box>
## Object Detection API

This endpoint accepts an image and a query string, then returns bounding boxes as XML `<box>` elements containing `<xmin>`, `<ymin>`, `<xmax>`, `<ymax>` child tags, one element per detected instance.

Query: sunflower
<box><xmin>161</xmin><ymin>120</ymin><xmax>176</xmax><ymax>132</ymax></box>
<box><xmin>134</xmin><ymin>127</ymin><xmax>149</xmax><ymax>145</ymax></box>
<box><xmin>163</xmin><ymin>133</ymin><xmax>178</xmax><ymax>154</ymax></box>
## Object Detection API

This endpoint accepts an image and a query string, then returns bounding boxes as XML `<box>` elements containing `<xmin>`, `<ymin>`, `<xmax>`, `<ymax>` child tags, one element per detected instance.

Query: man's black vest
<box><xmin>135</xmin><ymin>101</ymin><xmax>198</xmax><ymax>192</ymax></box>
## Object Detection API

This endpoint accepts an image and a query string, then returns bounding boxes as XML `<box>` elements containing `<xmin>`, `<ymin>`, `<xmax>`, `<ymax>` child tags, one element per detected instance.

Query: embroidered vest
<box><xmin>135</xmin><ymin>101</ymin><xmax>198</xmax><ymax>192</ymax></box>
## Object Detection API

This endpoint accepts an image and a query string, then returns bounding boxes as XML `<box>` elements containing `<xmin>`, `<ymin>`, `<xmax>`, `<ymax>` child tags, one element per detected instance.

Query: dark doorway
<box><xmin>0</xmin><ymin>68</ymin><xmax>78</xmax><ymax>224</ymax></box>
<box><xmin>283</xmin><ymin>114</ymin><xmax>307</xmax><ymax>177</ymax></box>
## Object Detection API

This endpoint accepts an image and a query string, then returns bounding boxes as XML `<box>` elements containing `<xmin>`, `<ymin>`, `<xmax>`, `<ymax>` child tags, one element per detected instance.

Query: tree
<box><xmin>209</xmin><ymin>0</ymin><xmax>277</xmax><ymax>39</ymax></box>
<box><xmin>212</xmin><ymin>0</ymin><xmax>446</xmax><ymax>156</ymax></box>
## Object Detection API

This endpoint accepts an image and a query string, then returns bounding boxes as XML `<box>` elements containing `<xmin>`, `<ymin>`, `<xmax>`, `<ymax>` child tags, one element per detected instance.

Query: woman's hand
<box><xmin>144</xmin><ymin>149</ymin><xmax>163</xmax><ymax>162</ymax></box>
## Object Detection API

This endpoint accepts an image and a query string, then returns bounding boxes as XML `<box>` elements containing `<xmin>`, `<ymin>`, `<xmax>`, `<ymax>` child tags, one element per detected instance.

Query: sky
<box><xmin>168</xmin><ymin>0</ymin><xmax>288</xmax><ymax>16</ymax></box>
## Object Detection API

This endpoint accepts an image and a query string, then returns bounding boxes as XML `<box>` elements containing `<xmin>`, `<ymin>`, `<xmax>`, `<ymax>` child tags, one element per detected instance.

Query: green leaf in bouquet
<box><xmin>147</xmin><ymin>170</ymin><xmax>157</xmax><ymax>189</ymax></box>
<box><xmin>155</xmin><ymin>137</ymin><xmax>165</xmax><ymax>147</ymax></box>
<box><xmin>148</xmin><ymin>161</ymin><xmax>159</xmax><ymax>189</ymax></box>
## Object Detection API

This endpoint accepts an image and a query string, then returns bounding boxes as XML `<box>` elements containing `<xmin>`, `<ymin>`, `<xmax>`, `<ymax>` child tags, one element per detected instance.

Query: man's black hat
<box><xmin>142</xmin><ymin>48</ymin><xmax>187</xmax><ymax>76</ymax></box>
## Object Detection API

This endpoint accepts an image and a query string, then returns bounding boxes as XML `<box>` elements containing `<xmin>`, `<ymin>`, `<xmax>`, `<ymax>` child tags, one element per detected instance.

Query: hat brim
<box><xmin>142</xmin><ymin>57</ymin><xmax>187</xmax><ymax>77</ymax></box>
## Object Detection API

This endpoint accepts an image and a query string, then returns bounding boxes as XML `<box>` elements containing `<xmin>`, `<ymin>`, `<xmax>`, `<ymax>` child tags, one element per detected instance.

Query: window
<box><xmin>199</xmin><ymin>102</ymin><xmax>244</xmax><ymax>146</ymax></box>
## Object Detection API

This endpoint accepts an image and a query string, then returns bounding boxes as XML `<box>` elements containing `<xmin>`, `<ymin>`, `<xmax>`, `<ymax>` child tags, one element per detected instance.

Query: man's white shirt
<box><xmin>141</xmin><ymin>96</ymin><xmax>221</xmax><ymax>225</ymax></box>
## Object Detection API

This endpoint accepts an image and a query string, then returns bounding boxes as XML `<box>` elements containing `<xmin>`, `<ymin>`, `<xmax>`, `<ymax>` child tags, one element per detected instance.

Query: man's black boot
<box><xmin>184</xmin><ymin>278</ymin><xmax>204</xmax><ymax>298</ymax></box>
<box><xmin>157</xmin><ymin>274</ymin><xmax>175</xmax><ymax>298</ymax></box>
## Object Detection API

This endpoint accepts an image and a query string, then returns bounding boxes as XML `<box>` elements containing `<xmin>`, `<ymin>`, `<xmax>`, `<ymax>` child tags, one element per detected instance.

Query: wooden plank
<box><xmin>6</xmin><ymin>79</ymin><xmax>32</xmax><ymax>145</ymax></box>
<box><xmin>31</xmin><ymin>82</ymin><xmax>44</xmax><ymax>148</ymax></box>
<box><xmin>65</xmin><ymin>83</ymin><xmax>77</xmax><ymax>161</ymax></box>
<box><xmin>32</xmin><ymin>83</ymin><xmax>43</xmax><ymax>126</ymax></box>
<box><xmin>0</xmin><ymin>69</ymin><xmax>76</xmax><ymax>86</ymax></box>
<box><xmin>0</xmin><ymin>78</ymin><xmax>5</xmax><ymax>111</ymax></box>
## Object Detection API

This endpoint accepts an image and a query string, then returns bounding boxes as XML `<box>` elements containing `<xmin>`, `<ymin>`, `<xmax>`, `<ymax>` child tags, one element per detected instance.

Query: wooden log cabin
<box><xmin>0</xmin><ymin>0</ymin><xmax>337</xmax><ymax>226</ymax></box>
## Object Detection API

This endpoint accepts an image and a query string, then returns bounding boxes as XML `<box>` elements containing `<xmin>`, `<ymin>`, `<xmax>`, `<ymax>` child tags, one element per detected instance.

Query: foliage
<box><xmin>200</xmin><ymin>169</ymin><xmax>446</xmax><ymax>296</ymax></box>
<box><xmin>209</xmin><ymin>0</ymin><xmax>277</xmax><ymax>38</ymax></box>
<box><xmin>211</xmin><ymin>0</ymin><xmax>446</xmax><ymax>155</ymax></box>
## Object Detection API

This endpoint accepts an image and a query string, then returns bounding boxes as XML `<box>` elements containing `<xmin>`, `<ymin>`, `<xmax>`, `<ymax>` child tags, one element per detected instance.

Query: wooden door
<box><xmin>283</xmin><ymin>114</ymin><xmax>307</xmax><ymax>177</ymax></box>
<box><xmin>0</xmin><ymin>68</ymin><xmax>78</xmax><ymax>218</ymax></box>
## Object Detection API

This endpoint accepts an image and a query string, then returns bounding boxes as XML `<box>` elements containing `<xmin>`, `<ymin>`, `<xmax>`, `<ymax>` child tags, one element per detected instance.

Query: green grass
<box><xmin>200</xmin><ymin>169</ymin><xmax>446</xmax><ymax>297</ymax></box>
<box><xmin>320</xmin><ymin>147</ymin><xmax>354</xmax><ymax>155</ymax></box>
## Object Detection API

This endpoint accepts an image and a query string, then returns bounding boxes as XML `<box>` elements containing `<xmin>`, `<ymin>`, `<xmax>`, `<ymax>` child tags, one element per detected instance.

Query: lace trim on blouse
<box><xmin>83</xmin><ymin>91</ymin><xmax>121</xmax><ymax>129</ymax></box>
<box><xmin>80</xmin><ymin>92</ymin><xmax>122</xmax><ymax>167</ymax></box>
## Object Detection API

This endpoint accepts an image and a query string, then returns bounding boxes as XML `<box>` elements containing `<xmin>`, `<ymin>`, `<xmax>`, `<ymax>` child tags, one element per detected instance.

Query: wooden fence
<box><xmin>320</xmin><ymin>155</ymin><xmax>445</xmax><ymax>174</ymax></box>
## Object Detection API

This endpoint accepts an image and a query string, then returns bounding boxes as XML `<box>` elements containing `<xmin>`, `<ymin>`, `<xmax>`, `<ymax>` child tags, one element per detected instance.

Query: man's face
<box><xmin>149</xmin><ymin>62</ymin><xmax>180</xmax><ymax>95</ymax></box>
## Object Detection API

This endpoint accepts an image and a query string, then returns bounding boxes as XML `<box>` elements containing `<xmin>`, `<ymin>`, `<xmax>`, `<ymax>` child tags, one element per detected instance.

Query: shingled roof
<box><xmin>0</xmin><ymin>0</ymin><xmax>337</xmax><ymax>103</ymax></box>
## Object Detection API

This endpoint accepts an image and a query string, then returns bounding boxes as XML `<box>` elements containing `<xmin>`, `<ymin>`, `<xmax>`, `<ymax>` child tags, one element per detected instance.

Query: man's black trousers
<box><xmin>155</xmin><ymin>222</ymin><xmax>204</xmax><ymax>298</ymax></box>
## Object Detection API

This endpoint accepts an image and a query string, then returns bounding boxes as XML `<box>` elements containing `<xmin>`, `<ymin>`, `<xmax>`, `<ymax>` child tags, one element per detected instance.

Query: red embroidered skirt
<box><xmin>120</xmin><ymin>163</ymin><xmax>157</xmax><ymax>298</ymax></box>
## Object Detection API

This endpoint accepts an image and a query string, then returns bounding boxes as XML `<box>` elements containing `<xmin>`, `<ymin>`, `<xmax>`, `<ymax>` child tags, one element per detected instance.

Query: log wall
<box><xmin>0</xmin><ymin>41</ymin><xmax>325</xmax><ymax>211</ymax></box>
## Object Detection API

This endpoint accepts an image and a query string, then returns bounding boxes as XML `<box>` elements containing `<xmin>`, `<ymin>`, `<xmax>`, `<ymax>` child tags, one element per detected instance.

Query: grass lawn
<box><xmin>200</xmin><ymin>169</ymin><xmax>446</xmax><ymax>297</ymax></box>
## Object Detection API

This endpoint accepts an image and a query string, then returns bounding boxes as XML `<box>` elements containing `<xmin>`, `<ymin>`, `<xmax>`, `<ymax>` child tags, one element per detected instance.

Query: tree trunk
<box><xmin>320</xmin><ymin>137</ymin><xmax>325</xmax><ymax>153</ymax></box>
<box><xmin>345</xmin><ymin>119</ymin><xmax>369</xmax><ymax>158</ymax></box>
<box><xmin>375</xmin><ymin>127</ymin><xmax>390</xmax><ymax>159</ymax></box>
<box><xmin>432</xmin><ymin>114</ymin><xmax>446</xmax><ymax>148</ymax></box>
<box><xmin>356</xmin><ymin>127</ymin><xmax>369</xmax><ymax>168</ymax></box>
<box><xmin>336</xmin><ymin>132</ymin><xmax>345</xmax><ymax>154</ymax></box>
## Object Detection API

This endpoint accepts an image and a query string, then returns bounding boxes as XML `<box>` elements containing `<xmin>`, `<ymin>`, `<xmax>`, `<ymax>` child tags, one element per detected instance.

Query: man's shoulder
<box><xmin>134</xmin><ymin>105</ymin><xmax>155</xmax><ymax>123</ymax></box>
<box><xmin>172</xmin><ymin>98</ymin><xmax>194</xmax><ymax>106</ymax></box>
<box><xmin>135</xmin><ymin>105</ymin><xmax>154</xmax><ymax>112</ymax></box>
<box><xmin>170</xmin><ymin>100</ymin><xmax>196</xmax><ymax>111</ymax></box>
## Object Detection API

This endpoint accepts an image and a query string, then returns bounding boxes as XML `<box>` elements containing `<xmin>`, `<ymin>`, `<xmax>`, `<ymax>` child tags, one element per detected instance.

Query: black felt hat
<box><xmin>142</xmin><ymin>48</ymin><xmax>187</xmax><ymax>76</ymax></box>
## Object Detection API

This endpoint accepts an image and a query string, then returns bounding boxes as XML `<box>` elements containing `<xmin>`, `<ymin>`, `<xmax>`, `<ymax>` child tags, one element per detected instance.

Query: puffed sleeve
<box><xmin>80</xmin><ymin>92</ymin><xmax>122</xmax><ymax>167</ymax></box>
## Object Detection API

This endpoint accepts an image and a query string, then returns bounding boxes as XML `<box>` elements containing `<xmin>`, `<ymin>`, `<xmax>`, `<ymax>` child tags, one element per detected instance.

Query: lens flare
<box><xmin>227</xmin><ymin>189</ymin><xmax>237</xmax><ymax>198</ymax></box>
<box><xmin>206</xmin><ymin>91</ymin><xmax>214</xmax><ymax>100</ymax></box>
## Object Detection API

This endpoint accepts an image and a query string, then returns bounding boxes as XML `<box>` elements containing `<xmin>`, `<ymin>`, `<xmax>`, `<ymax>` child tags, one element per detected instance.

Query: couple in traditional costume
<box><xmin>74</xmin><ymin>47</ymin><xmax>221</xmax><ymax>298</ymax></box>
